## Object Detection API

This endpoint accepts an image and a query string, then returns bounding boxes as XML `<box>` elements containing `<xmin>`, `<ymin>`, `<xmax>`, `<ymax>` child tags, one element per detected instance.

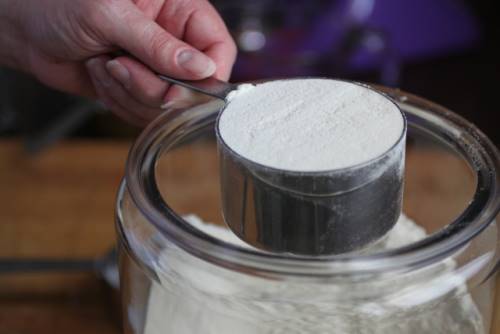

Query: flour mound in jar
<box><xmin>218</xmin><ymin>79</ymin><xmax>405</xmax><ymax>172</ymax></box>
<box><xmin>142</xmin><ymin>215</ymin><xmax>484</xmax><ymax>334</ymax></box>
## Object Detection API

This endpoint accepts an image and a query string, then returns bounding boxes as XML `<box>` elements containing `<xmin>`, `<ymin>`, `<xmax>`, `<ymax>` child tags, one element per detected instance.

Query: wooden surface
<box><xmin>0</xmin><ymin>140</ymin><xmax>126</xmax><ymax>333</ymax></box>
<box><xmin>0</xmin><ymin>139</ymin><xmax>498</xmax><ymax>333</ymax></box>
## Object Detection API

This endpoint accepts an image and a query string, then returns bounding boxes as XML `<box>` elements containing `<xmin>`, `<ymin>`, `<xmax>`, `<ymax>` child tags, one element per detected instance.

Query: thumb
<box><xmin>104</xmin><ymin>4</ymin><xmax>216</xmax><ymax>79</ymax></box>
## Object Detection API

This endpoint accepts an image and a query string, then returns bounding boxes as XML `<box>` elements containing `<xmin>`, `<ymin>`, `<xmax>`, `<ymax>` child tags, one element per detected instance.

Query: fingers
<box><xmin>95</xmin><ymin>88</ymin><xmax>148</xmax><ymax>127</ymax></box>
<box><xmin>204</xmin><ymin>40</ymin><xmax>237</xmax><ymax>81</ymax></box>
<box><xmin>105</xmin><ymin>55</ymin><xmax>219</xmax><ymax>112</ymax></box>
<box><xmin>85</xmin><ymin>56</ymin><xmax>162</xmax><ymax>126</ymax></box>
<box><xmin>106</xmin><ymin>56</ymin><xmax>169</xmax><ymax>108</ymax></box>
<box><xmin>168</xmin><ymin>0</ymin><xmax>237</xmax><ymax>80</ymax></box>
<box><xmin>104</xmin><ymin>2</ymin><xmax>216</xmax><ymax>80</ymax></box>
<box><xmin>28</xmin><ymin>52</ymin><xmax>96</xmax><ymax>99</ymax></box>
<box><xmin>82</xmin><ymin>0</ymin><xmax>237</xmax><ymax>126</ymax></box>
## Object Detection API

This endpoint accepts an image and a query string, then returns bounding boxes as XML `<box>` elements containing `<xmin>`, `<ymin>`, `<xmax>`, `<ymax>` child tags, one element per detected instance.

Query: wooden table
<box><xmin>0</xmin><ymin>139</ymin><xmax>498</xmax><ymax>333</ymax></box>
<box><xmin>0</xmin><ymin>140</ymin><xmax>125</xmax><ymax>333</ymax></box>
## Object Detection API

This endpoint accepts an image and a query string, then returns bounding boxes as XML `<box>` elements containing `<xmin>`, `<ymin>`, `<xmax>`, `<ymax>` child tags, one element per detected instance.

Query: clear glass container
<box><xmin>116</xmin><ymin>84</ymin><xmax>500</xmax><ymax>334</ymax></box>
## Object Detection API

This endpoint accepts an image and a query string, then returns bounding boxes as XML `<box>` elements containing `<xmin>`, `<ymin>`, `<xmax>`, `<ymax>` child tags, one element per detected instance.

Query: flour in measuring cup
<box><xmin>140</xmin><ymin>215</ymin><xmax>484</xmax><ymax>334</ymax></box>
<box><xmin>218</xmin><ymin>79</ymin><xmax>404</xmax><ymax>172</ymax></box>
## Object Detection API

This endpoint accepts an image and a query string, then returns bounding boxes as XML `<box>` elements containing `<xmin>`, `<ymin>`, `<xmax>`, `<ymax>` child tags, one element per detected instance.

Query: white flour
<box><xmin>218</xmin><ymin>79</ymin><xmax>405</xmax><ymax>172</ymax></box>
<box><xmin>139</xmin><ymin>215</ymin><xmax>484</xmax><ymax>334</ymax></box>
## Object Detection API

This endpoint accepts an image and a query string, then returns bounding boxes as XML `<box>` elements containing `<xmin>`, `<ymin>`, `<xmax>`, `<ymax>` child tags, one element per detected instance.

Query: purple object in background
<box><xmin>220</xmin><ymin>0</ymin><xmax>480</xmax><ymax>85</ymax></box>
<box><xmin>356</xmin><ymin>0</ymin><xmax>480</xmax><ymax>65</ymax></box>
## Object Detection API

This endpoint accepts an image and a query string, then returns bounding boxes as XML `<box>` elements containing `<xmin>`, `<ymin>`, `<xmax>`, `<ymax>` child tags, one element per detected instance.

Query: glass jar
<box><xmin>116</xmin><ymin>84</ymin><xmax>500</xmax><ymax>334</ymax></box>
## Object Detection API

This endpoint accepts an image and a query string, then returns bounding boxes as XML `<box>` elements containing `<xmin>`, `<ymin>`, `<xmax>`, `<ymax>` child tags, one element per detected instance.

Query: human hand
<box><xmin>3</xmin><ymin>0</ymin><xmax>236</xmax><ymax>125</ymax></box>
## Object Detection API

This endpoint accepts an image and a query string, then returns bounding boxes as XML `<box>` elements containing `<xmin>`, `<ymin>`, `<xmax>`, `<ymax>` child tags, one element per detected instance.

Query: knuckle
<box><xmin>146</xmin><ymin>27</ymin><xmax>175</xmax><ymax>62</ymax></box>
<box><xmin>93</xmin><ymin>0</ymin><xmax>121</xmax><ymax>12</ymax></box>
<box><xmin>84</xmin><ymin>0</ymin><xmax>124</xmax><ymax>27</ymax></box>
<box><xmin>83</xmin><ymin>0</ymin><xmax>111</xmax><ymax>22</ymax></box>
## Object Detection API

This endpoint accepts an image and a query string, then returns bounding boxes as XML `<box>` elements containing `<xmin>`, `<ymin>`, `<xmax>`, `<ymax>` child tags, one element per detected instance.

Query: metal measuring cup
<box><xmin>155</xmin><ymin>74</ymin><xmax>407</xmax><ymax>255</ymax></box>
<box><xmin>216</xmin><ymin>94</ymin><xmax>407</xmax><ymax>255</ymax></box>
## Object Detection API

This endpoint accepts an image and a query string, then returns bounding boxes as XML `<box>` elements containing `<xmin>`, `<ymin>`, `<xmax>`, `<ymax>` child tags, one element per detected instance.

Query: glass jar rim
<box><xmin>121</xmin><ymin>82</ymin><xmax>500</xmax><ymax>277</ymax></box>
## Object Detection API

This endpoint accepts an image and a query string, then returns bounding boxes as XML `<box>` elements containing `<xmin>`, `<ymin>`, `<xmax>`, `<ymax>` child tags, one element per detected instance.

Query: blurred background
<box><xmin>0</xmin><ymin>0</ymin><xmax>498</xmax><ymax>149</ymax></box>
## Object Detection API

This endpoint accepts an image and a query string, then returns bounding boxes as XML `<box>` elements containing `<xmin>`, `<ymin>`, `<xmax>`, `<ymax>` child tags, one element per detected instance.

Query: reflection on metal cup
<box><xmin>217</xmin><ymin>112</ymin><xmax>407</xmax><ymax>255</ymax></box>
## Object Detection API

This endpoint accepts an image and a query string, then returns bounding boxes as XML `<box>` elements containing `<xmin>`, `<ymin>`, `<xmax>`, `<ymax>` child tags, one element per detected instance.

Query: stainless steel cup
<box><xmin>216</xmin><ymin>85</ymin><xmax>407</xmax><ymax>255</ymax></box>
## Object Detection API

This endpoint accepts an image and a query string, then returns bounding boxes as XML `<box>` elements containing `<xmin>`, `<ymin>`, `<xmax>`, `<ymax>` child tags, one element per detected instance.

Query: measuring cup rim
<box><xmin>215</xmin><ymin>78</ymin><xmax>408</xmax><ymax>176</ymax></box>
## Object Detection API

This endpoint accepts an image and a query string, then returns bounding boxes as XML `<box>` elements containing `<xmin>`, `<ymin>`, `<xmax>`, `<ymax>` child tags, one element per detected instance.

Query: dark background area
<box><xmin>0</xmin><ymin>0</ymin><xmax>498</xmax><ymax>150</ymax></box>
<box><xmin>400</xmin><ymin>1</ymin><xmax>499</xmax><ymax>145</ymax></box>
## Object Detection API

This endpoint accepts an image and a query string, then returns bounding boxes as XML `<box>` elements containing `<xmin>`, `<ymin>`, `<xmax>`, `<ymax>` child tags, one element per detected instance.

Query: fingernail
<box><xmin>106</xmin><ymin>60</ymin><xmax>130</xmax><ymax>89</ymax></box>
<box><xmin>177</xmin><ymin>50</ymin><xmax>216</xmax><ymax>77</ymax></box>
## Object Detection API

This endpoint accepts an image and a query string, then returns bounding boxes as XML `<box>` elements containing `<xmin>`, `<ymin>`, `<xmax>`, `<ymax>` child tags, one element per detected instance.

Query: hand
<box><xmin>2</xmin><ymin>0</ymin><xmax>236</xmax><ymax>125</ymax></box>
